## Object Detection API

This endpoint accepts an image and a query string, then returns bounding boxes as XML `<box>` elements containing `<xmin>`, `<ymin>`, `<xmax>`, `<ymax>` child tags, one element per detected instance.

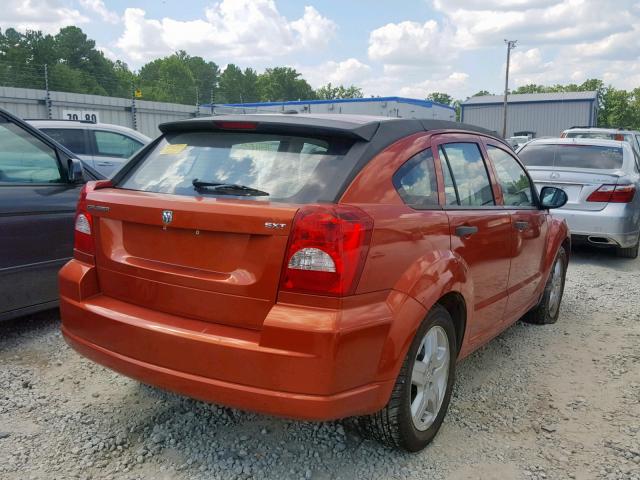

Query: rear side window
<box><xmin>119</xmin><ymin>131</ymin><xmax>354</xmax><ymax>203</ymax></box>
<box><xmin>486</xmin><ymin>146</ymin><xmax>535</xmax><ymax>207</ymax></box>
<box><xmin>438</xmin><ymin>143</ymin><xmax>495</xmax><ymax>207</ymax></box>
<box><xmin>393</xmin><ymin>149</ymin><xmax>438</xmax><ymax>208</ymax></box>
<box><xmin>41</xmin><ymin>128</ymin><xmax>89</xmax><ymax>155</ymax></box>
<box><xmin>0</xmin><ymin>118</ymin><xmax>62</xmax><ymax>183</ymax></box>
<box><xmin>519</xmin><ymin>144</ymin><xmax>623</xmax><ymax>170</ymax></box>
<box><xmin>94</xmin><ymin>131</ymin><xmax>143</xmax><ymax>158</ymax></box>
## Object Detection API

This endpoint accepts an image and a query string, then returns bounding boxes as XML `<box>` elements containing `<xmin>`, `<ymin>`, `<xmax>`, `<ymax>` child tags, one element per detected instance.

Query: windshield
<box><xmin>119</xmin><ymin>131</ymin><xmax>354</xmax><ymax>202</ymax></box>
<box><xmin>519</xmin><ymin>144</ymin><xmax>624</xmax><ymax>170</ymax></box>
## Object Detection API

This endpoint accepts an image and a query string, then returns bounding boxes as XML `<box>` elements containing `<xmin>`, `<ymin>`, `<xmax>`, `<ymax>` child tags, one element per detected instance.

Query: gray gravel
<box><xmin>1</xmin><ymin>245</ymin><xmax>639</xmax><ymax>480</ymax></box>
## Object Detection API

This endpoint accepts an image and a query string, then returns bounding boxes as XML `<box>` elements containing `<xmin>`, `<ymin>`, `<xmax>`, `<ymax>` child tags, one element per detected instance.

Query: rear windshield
<box><xmin>119</xmin><ymin>131</ymin><xmax>355</xmax><ymax>202</ymax></box>
<box><xmin>519</xmin><ymin>144</ymin><xmax>624</xmax><ymax>170</ymax></box>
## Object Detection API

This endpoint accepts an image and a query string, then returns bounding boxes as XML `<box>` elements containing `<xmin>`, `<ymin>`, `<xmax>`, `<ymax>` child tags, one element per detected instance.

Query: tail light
<box><xmin>614</xmin><ymin>134</ymin><xmax>625</xmax><ymax>141</ymax></box>
<box><xmin>586</xmin><ymin>184</ymin><xmax>635</xmax><ymax>203</ymax></box>
<box><xmin>74</xmin><ymin>180</ymin><xmax>112</xmax><ymax>258</ymax></box>
<box><xmin>280</xmin><ymin>205</ymin><xmax>373</xmax><ymax>296</ymax></box>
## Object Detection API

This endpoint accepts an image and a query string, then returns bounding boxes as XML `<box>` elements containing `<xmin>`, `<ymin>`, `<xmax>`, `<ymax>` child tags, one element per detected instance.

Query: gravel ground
<box><xmin>1</xmin><ymin>246</ymin><xmax>639</xmax><ymax>480</ymax></box>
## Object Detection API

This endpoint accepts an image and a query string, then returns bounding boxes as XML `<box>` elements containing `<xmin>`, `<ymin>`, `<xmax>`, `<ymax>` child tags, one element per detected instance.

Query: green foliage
<box><xmin>256</xmin><ymin>67</ymin><xmax>316</xmax><ymax>102</ymax></box>
<box><xmin>316</xmin><ymin>83</ymin><xmax>363</xmax><ymax>100</ymax></box>
<box><xmin>426</xmin><ymin>92</ymin><xmax>453</xmax><ymax>106</ymax></box>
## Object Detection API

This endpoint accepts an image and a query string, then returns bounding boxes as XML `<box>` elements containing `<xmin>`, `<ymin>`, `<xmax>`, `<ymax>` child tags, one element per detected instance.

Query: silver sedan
<box><xmin>518</xmin><ymin>138</ymin><xmax>640</xmax><ymax>258</ymax></box>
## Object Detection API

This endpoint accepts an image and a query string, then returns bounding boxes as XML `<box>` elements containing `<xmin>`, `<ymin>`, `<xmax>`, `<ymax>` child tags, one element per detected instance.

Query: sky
<box><xmin>3</xmin><ymin>0</ymin><xmax>640</xmax><ymax>99</ymax></box>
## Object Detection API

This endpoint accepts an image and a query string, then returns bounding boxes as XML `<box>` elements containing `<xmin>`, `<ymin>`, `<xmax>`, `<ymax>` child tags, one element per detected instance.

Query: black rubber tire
<box><xmin>348</xmin><ymin>305</ymin><xmax>457</xmax><ymax>452</ymax></box>
<box><xmin>523</xmin><ymin>246</ymin><xmax>567</xmax><ymax>325</ymax></box>
<box><xmin>617</xmin><ymin>239</ymin><xmax>639</xmax><ymax>259</ymax></box>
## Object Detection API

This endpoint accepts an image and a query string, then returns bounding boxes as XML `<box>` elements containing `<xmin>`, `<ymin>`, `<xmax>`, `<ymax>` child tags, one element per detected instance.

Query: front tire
<box><xmin>350</xmin><ymin>305</ymin><xmax>457</xmax><ymax>452</ymax></box>
<box><xmin>524</xmin><ymin>246</ymin><xmax>567</xmax><ymax>325</ymax></box>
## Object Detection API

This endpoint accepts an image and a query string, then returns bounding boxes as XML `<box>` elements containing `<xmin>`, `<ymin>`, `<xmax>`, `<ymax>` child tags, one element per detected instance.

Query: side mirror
<box><xmin>539</xmin><ymin>186</ymin><xmax>568</xmax><ymax>209</ymax></box>
<box><xmin>66</xmin><ymin>157</ymin><xmax>84</xmax><ymax>183</ymax></box>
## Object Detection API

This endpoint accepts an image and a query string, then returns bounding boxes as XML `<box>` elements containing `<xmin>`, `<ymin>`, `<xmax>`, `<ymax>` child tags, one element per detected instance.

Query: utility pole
<box><xmin>130</xmin><ymin>80</ymin><xmax>137</xmax><ymax>131</ymax></box>
<box><xmin>502</xmin><ymin>39</ymin><xmax>517</xmax><ymax>138</ymax></box>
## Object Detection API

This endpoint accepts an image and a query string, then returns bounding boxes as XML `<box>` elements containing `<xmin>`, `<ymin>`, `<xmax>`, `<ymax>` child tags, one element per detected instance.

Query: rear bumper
<box><xmin>59</xmin><ymin>259</ymin><xmax>416</xmax><ymax>420</ymax></box>
<box><xmin>552</xmin><ymin>204</ymin><xmax>640</xmax><ymax>248</ymax></box>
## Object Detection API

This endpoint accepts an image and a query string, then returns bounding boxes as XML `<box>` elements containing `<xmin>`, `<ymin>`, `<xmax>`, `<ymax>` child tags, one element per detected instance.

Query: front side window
<box><xmin>41</xmin><ymin>128</ymin><xmax>89</xmax><ymax>155</ymax></box>
<box><xmin>392</xmin><ymin>149</ymin><xmax>438</xmax><ymax>208</ymax></box>
<box><xmin>119</xmin><ymin>131</ymin><xmax>354</xmax><ymax>203</ymax></box>
<box><xmin>438</xmin><ymin>143</ymin><xmax>495</xmax><ymax>206</ymax></box>
<box><xmin>0</xmin><ymin>118</ymin><xmax>62</xmax><ymax>183</ymax></box>
<box><xmin>487</xmin><ymin>145</ymin><xmax>535</xmax><ymax>207</ymax></box>
<box><xmin>94</xmin><ymin>131</ymin><xmax>143</xmax><ymax>158</ymax></box>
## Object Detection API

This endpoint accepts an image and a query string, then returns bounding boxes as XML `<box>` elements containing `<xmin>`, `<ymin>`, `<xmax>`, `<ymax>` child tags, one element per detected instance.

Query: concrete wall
<box><xmin>0</xmin><ymin>86</ymin><xmax>200</xmax><ymax>138</ymax></box>
<box><xmin>461</xmin><ymin>100</ymin><xmax>597</xmax><ymax>138</ymax></box>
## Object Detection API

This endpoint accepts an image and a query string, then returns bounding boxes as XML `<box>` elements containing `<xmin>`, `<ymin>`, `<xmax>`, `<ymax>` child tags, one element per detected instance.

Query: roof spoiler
<box><xmin>159</xmin><ymin>117</ymin><xmax>380</xmax><ymax>141</ymax></box>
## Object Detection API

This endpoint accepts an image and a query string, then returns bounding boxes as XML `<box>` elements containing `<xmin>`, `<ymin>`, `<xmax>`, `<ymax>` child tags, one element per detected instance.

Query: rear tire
<box><xmin>523</xmin><ymin>246</ymin><xmax>567</xmax><ymax>325</ymax></box>
<box><xmin>349</xmin><ymin>305</ymin><xmax>457</xmax><ymax>452</ymax></box>
<box><xmin>617</xmin><ymin>238</ymin><xmax>639</xmax><ymax>259</ymax></box>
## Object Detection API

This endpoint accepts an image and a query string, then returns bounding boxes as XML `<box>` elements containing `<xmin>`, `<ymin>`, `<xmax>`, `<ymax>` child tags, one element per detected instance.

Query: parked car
<box><xmin>561</xmin><ymin>127</ymin><xmax>640</xmax><ymax>155</ymax></box>
<box><xmin>0</xmin><ymin>108</ymin><xmax>102</xmax><ymax>321</ymax></box>
<box><xmin>59</xmin><ymin>114</ymin><xmax>570</xmax><ymax>452</ymax></box>
<box><xmin>27</xmin><ymin>119</ymin><xmax>150</xmax><ymax>177</ymax></box>
<box><xmin>518</xmin><ymin>138</ymin><xmax>640</xmax><ymax>258</ymax></box>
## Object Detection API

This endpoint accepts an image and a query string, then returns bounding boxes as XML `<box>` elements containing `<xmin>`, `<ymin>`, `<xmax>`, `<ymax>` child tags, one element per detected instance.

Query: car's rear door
<box><xmin>432</xmin><ymin>134</ymin><xmax>512</xmax><ymax>347</ymax></box>
<box><xmin>0</xmin><ymin>114</ymin><xmax>82</xmax><ymax>317</ymax></box>
<box><xmin>484</xmin><ymin>141</ymin><xmax>548</xmax><ymax>320</ymax></box>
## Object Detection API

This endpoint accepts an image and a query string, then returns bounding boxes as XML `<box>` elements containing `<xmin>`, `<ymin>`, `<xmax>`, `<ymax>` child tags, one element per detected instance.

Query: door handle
<box><xmin>514</xmin><ymin>221</ymin><xmax>529</xmax><ymax>231</ymax></box>
<box><xmin>455</xmin><ymin>225</ymin><xmax>479</xmax><ymax>237</ymax></box>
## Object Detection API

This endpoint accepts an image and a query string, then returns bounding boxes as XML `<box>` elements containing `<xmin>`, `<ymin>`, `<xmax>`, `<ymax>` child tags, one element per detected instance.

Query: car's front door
<box><xmin>433</xmin><ymin>135</ymin><xmax>512</xmax><ymax>352</ymax></box>
<box><xmin>484</xmin><ymin>142</ymin><xmax>548</xmax><ymax>321</ymax></box>
<box><xmin>0</xmin><ymin>115</ymin><xmax>82</xmax><ymax>318</ymax></box>
<box><xmin>90</xmin><ymin>130</ymin><xmax>144</xmax><ymax>176</ymax></box>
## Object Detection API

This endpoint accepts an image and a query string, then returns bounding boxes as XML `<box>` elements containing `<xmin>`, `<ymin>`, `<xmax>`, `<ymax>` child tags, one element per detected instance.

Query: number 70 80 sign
<box><xmin>62</xmin><ymin>109</ymin><xmax>99</xmax><ymax>123</ymax></box>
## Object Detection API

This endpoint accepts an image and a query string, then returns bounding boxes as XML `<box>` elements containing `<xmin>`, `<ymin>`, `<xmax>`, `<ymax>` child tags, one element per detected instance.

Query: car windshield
<box><xmin>119</xmin><ymin>131</ymin><xmax>354</xmax><ymax>202</ymax></box>
<box><xmin>519</xmin><ymin>144</ymin><xmax>624</xmax><ymax>170</ymax></box>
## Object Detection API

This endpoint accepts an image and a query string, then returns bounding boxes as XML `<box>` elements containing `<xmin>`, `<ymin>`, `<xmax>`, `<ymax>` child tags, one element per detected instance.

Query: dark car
<box><xmin>0</xmin><ymin>107</ymin><xmax>103</xmax><ymax>321</ymax></box>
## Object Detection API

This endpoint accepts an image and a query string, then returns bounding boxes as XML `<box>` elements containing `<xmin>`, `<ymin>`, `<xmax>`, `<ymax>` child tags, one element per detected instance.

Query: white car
<box><xmin>28</xmin><ymin>119</ymin><xmax>151</xmax><ymax>176</ymax></box>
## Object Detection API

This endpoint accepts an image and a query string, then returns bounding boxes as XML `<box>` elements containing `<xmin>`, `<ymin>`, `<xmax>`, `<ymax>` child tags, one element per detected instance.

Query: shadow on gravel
<box><xmin>569</xmin><ymin>244</ymin><xmax>637</xmax><ymax>271</ymax></box>
<box><xmin>0</xmin><ymin>308</ymin><xmax>59</xmax><ymax>342</ymax></box>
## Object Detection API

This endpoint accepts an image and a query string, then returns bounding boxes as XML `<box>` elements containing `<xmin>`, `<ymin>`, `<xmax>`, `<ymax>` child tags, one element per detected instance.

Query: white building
<box><xmin>209</xmin><ymin>97</ymin><xmax>456</xmax><ymax>121</ymax></box>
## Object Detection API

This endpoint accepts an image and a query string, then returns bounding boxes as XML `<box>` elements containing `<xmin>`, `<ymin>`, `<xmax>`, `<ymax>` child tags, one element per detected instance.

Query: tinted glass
<box><xmin>519</xmin><ymin>144</ymin><xmax>623</xmax><ymax>169</ymax></box>
<box><xmin>41</xmin><ymin>128</ymin><xmax>88</xmax><ymax>155</ymax></box>
<box><xmin>393</xmin><ymin>149</ymin><xmax>438</xmax><ymax>207</ymax></box>
<box><xmin>0</xmin><ymin>118</ymin><xmax>62</xmax><ymax>183</ymax></box>
<box><xmin>439</xmin><ymin>143</ymin><xmax>495</xmax><ymax>206</ymax></box>
<box><xmin>120</xmin><ymin>131</ymin><xmax>353</xmax><ymax>202</ymax></box>
<box><xmin>487</xmin><ymin>146</ymin><xmax>535</xmax><ymax>207</ymax></box>
<box><xmin>94</xmin><ymin>131</ymin><xmax>143</xmax><ymax>158</ymax></box>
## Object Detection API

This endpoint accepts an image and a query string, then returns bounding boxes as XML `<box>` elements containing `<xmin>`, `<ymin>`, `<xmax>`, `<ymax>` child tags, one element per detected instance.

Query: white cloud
<box><xmin>300</xmin><ymin>58</ymin><xmax>372</xmax><ymax>88</ymax></box>
<box><xmin>116</xmin><ymin>1</ymin><xmax>337</xmax><ymax>65</ymax></box>
<box><xmin>368</xmin><ymin>20</ymin><xmax>454</xmax><ymax>65</ymax></box>
<box><xmin>78</xmin><ymin>0</ymin><xmax>119</xmax><ymax>24</ymax></box>
<box><xmin>398</xmin><ymin>72</ymin><xmax>470</xmax><ymax>98</ymax></box>
<box><xmin>1</xmin><ymin>0</ymin><xmax>88</xmax><ymax>33</ymax></box>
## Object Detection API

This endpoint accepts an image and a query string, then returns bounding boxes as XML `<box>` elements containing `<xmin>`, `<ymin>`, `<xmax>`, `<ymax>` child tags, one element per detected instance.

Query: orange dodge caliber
<box><xmin>60</xmin><ymin>114</ymin><xmax>570</xmax><ymax>451</ymax></box>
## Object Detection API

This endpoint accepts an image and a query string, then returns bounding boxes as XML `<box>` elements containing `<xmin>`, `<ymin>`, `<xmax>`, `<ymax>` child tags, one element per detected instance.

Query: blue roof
<box><xmin>204</xmin><ymin>96</ymin><xmax>456</xmax><ymax>112</ymax></box>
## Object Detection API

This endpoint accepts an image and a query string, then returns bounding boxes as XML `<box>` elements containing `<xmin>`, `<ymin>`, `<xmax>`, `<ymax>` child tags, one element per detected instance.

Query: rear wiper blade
<box><xmin>192</xmin><ymin>179</ymin><xmax>269</xmax><ymax>196</ymax></box>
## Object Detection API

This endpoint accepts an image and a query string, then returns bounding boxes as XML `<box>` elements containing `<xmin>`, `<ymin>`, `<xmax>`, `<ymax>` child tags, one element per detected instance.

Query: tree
<box><xmin>257</xmin><ymin>67</ymin><xmax>315</xmax><ymax>102</ymax></box>
<box><xmin>472</xmin><ymin>90</ymin><xmax>492</xmax><ymax>97</ymax></box>
<box><xmin>218</xmin><ymin>64</ymin><xmax>246</xmax><ymax>103</ymax></box>
<box><xmin>316</xmin><ymin>83</ymin><xmax>363</xmax><ymax>100</ymax></box>
<box><xmin>426</xmin><ymin>92</ymin><xmax>453</xmax><ymax>106</ymax></box>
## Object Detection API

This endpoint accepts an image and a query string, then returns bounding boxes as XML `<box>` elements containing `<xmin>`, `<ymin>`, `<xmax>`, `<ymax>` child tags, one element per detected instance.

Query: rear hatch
<box><xmin>86</xmin><ymin>122</ymin><xmax>362</xmax><ymax>329</ymax></box>
<box><xmin>519</xmin><ymin>143</ymin><xmax>625</xmax><ymax>211</ymax></box>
